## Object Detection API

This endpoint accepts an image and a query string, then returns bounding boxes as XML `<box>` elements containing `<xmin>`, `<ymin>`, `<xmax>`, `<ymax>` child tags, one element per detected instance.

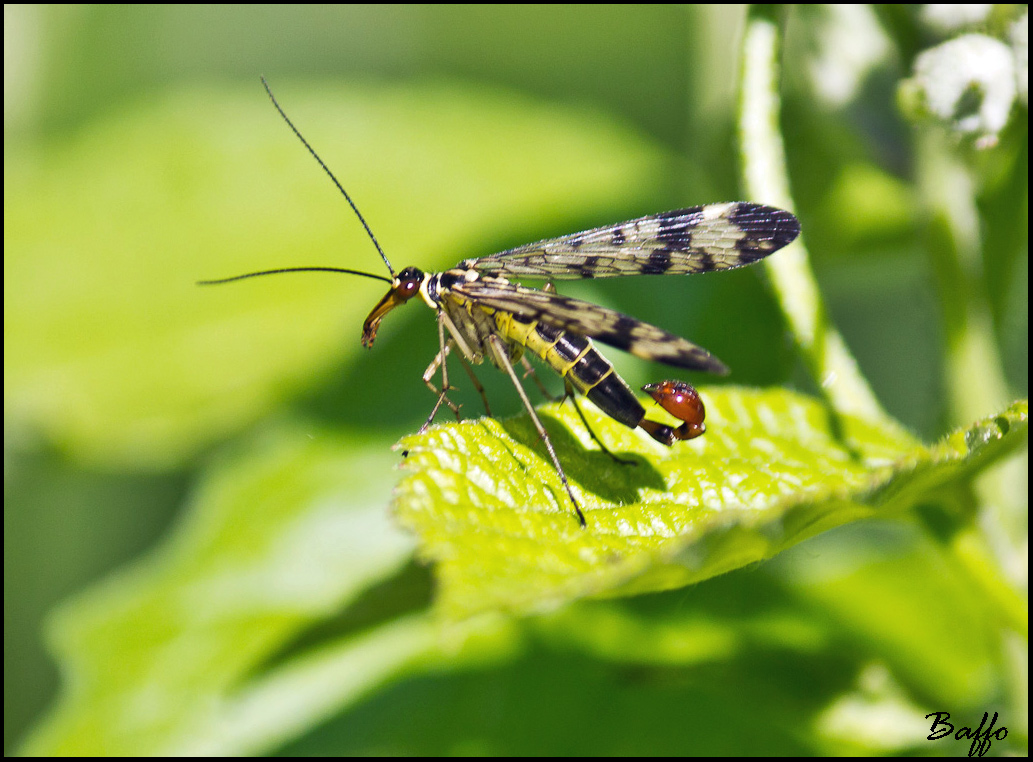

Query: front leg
<box><xmin>419</xmin><ymin>313</ymin><xmax>462</xmax><ymax>433</ymax></box>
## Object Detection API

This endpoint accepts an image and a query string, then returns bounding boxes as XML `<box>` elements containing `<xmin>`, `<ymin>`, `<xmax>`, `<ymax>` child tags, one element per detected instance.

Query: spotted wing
<box><xmin>452</xmin><ymin>277</ymin><xmax>728</xmax><ymax>373</ymax></box>
<box><xmin>460</xmin><ymin>202</ymin><xmax>799</xmax><ymax>280</ymax></box>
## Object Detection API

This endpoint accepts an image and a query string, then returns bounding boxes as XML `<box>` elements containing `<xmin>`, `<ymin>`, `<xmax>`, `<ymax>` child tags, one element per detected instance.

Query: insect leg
<box><xmin>489</xmin><ymin>334</ymin><xmax>586</xmax><ymax>528</ymax></box>
<box><xmin>457</xmin><ymin>353</ymin><xmax>492</xmax><ymax>417</ymax></box>
<box><xmin>564</xmin><ymin>381</ymin><xmax>636</xmax><ymax>465</ymax></box>
<box><xmin>419</xmin><ymin>314</ymin><xmax>462</xmax><ymax>433</ymax></box>
<box><xmin>421</xmin><ymin>346</ymin><xmax>462</xmax><ymax>430</ymax></box>
<box><xmin>519</xmin><ymin>356</ymin><xmax>557</xmax><ymax>401</ymax></box>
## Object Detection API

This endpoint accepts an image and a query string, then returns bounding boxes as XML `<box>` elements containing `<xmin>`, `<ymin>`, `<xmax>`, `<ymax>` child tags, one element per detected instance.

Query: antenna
<box><xmin>198</xmin><ymin>266</ymin><xmax>391</xmax><ymax>286</ymax></box>
<box><xmin>260</xmin><ymin>76</ymin><xmax>395</xmax><ymax>277</ymax></box>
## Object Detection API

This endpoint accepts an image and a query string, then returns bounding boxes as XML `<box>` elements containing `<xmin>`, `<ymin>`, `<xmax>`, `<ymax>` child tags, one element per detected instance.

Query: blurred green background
<box><xmin>5</xmin><ymin>4</ymin><xmax>1027</xmax><ymax>754</ymax></box>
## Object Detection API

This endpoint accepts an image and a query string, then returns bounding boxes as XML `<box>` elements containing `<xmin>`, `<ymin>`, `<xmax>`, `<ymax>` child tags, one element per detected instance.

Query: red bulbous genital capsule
<box><xmin>642</xmin><ymin>380</ymin><xmax>706</xmax><ymax>440</ymax></box>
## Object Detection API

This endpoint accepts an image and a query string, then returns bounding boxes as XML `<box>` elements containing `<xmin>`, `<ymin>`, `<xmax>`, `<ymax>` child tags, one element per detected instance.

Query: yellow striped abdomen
<box><xmin>493</xmin><ymin>311</ymin><xmax>646</xmax><ymax>429</ymax></box>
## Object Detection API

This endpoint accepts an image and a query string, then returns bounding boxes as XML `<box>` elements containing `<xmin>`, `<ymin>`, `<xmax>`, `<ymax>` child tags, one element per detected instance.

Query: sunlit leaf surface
<box><xmin>396</xmin><ymin>389</ymin><xmax>1026</xmax><ymax>617</ymax></box>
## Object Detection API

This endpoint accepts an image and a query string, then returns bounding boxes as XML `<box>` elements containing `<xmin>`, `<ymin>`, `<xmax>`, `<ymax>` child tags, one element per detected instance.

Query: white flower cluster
<box><xmin>903</xmin><ymin>9</ymin><xmax>1028</xmax><ymax>147</ymax></box>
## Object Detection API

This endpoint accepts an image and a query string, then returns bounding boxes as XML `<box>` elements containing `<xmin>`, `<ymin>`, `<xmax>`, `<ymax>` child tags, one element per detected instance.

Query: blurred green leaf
<box><xmin>274</xmin><ymin>549</ymin><xmax>1006</xmax><ymax>756</ymax></box>
<box><xmin>396</xmin><ymin>388</ymin><xmax>1026</xmax><ymax>618</ymax></box>
<box><xmin>4</xmin><ymin>81</ymin><xmax>664</xmax><ymax>468</ymax></box>
<box><xmin>22</xmin><ymin>423</ymin><xmax>424</xmax><ymax>755</ymax></box>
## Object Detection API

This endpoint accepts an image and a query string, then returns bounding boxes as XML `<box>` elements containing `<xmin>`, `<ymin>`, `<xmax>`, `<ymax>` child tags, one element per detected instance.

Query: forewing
<box><xmin>453</xmin><ymin>278</ymin><xmax>728</xmax><ymax>373</ymax></box>
<box><xmin>461</xmin><ymin>202</ymin><xmax>800</xmax><ymax>280</ymax></box>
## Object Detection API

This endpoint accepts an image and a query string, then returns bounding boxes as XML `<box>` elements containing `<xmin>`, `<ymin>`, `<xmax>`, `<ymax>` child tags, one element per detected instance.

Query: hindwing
<box><xmin>450</xmin><ymin>277</ymin><xmax>727</xmax><ymax>373</ymax></box>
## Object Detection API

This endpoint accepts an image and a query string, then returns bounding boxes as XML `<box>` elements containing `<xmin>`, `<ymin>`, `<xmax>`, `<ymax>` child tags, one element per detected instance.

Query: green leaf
<box><xmin>4</xmin><ymin>81</ymin><xmax>664</xmax><ymax>467</ymax></box>
<box><xmin>395</xmin><ymin>389</ymin><xmax>1027</xmax><ymax>618</ymax></box>
<box><xmin>20</xmin><ymin>400</ymin><xmax>1025</xmax><ymax>756</ymax></box>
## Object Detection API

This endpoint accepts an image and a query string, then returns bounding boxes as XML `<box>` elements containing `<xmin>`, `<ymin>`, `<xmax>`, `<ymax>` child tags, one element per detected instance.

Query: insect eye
<box><xmin>399</xmin><ymin>277</ymin><xmax>420</xmax><ymax>298</ymax></box>
<box><xmin>393</xmin><ymin>267</ymin><xmax>424</xmax><ymax>301</ymax></box>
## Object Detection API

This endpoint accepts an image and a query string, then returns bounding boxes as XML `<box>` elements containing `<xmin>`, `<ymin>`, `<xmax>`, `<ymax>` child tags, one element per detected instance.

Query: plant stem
<box><xmin>736</xmin><ymin>13</ymin><xmax>900</xmax><ymax>434</ymax></box>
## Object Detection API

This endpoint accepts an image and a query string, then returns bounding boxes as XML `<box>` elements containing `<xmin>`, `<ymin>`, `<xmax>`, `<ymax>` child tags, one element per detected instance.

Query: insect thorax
<box><xmin>431</xmin><ymin>269</ymin><xmax>524</xmax><ymax>369</ymax></box>
<box><xmin>433</xmin><ymin>269</ymin><xmax>648</xmax><ymax>430</ymax></box>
